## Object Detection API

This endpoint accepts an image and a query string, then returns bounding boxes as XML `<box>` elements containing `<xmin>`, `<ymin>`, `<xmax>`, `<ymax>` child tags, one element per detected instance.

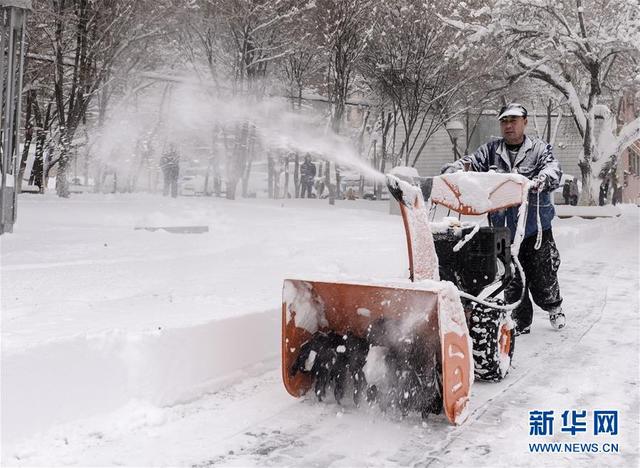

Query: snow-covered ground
<box><xmin>1</xmin><ymin>193</ymin><xmax>638</xmax><ymax>467</ymax></box>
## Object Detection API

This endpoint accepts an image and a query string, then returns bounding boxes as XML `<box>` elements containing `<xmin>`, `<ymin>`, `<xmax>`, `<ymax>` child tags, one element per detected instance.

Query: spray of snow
<box><xmin>363</xmin><ymin>346</ymin><xmax>389</xmax><ymax>388</ymax></box>
<box><xmin>169</xmin><ymin>83</ymin><xmax>385</xmax><ymax>183</ymax></box>
<box><xmin>304</xmin><ymin>350</ymin><xmax>317</xmax><ymax>371</ymax></box>
<box><xmin>82</xmin><ymin>76</ymin><xmax>387</xmax><ymax>197</ymax></box>
<box><xmin>283</xmin><ymin>280</ymin><xmax>328</xmax><ymax>333</ymax></box>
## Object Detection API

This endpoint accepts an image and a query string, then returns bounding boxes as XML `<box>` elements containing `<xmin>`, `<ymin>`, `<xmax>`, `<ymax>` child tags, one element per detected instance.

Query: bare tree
<box><xmin>440</xmin><ymin>0</ymin><xmax>640</xmax><ymax>203</ymax></box>
<box><xmin>26</xmin><ymin>0</ymin><xmax>168</xmax><ymax>197</ymax></box>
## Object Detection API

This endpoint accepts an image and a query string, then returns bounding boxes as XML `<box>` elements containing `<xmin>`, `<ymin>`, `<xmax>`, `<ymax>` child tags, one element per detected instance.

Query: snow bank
<box><xmin>1</xmin><ymin>309</ymin><xmax>279</xmax><ymax>447</ymax></box>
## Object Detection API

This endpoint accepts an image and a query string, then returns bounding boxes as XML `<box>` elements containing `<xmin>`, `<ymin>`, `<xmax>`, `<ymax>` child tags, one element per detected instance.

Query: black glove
<box><xmin>531</xmin><ymin>174</ymin><xmax>548</xmax><ymax>192</ymax></box>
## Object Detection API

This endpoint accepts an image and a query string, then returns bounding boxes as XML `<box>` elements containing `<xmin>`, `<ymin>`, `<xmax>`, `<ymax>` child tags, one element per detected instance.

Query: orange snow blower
<box><xmin>282</xmin><ymin>172</ymin><xmax>531</xmax><ymax>424</ymax></box>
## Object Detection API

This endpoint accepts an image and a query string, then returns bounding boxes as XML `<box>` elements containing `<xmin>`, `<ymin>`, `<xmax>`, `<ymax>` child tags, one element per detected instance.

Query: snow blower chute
<box><xmin>282</xmin><ymin>171</ymin><xmax>531</xmax><ymax>425</ymax></box>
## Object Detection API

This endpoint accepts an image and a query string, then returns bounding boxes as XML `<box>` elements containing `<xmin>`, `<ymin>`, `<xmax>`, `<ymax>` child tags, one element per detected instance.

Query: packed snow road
<box><xmin>2</xmin><ymin>194</ymin><xmax>638</xmax><ymax>467</ymax></box>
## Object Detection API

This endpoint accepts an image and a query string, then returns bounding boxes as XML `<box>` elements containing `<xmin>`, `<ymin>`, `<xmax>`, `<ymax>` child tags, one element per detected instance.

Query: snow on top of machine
<box><xmin>430</xmin><ymin>217</ymin><xmax>464</xmax><ymax>233</ymax></box>
<box><xmin>283</xmin><ymin>280</ymin><xmax>328</xmax><ymax>333</ymax></box>
<box><xmin>386</xmin><ymin>174</ymin><xmax>440</xmax><ymax>282</ymax></box>
<box><xmin>432</xmin><ymin>172</ymin><xmax>529</xmax><ymax>214</ymax></box>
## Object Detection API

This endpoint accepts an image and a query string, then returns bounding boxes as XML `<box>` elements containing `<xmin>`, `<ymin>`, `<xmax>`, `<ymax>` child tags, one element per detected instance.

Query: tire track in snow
<box><xmin>184</xmin><ymin>243</ymin><xmax>627</xmax><ymax>467</ymax></box>
<box><xmin>420</xmin><ymin>287</ymin><xmax>610</xmax><ymax>467</ymax></box>
<box><xmin>416</xmin><ymin>244</ymin><xmax>636</xmax><ymax>467</ymax></box>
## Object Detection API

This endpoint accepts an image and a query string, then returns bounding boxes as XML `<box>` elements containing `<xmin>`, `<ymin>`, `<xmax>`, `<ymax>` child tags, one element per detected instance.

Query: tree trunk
<box><xmin>267</xmin><ymin>155</ymin><xmax>274</xmax><ymax>198</ymax></box>
<box><xmin>325</xmin><ymin>160</ymin><xmax>335</xmax><ymax>205</ymax></box>
<box><xmin>226</xmin><ymin>179</ymin><xmax>237</xmax><ymax>200</ymax></box>
<box><xmin>30</xmin><ymin>99</ymin><xmax>49</xmax><ymax>192</ymax></box>
<box><xmin>546</xmin><ymin>99</ymin><xmax>552</xmax><ymax>143</ymax></box>
<box><xmin>293</xmin><ymin>153</ymin><xmax>300</xmax><ymax>198</ymax></box>
<box><xmin>283</xmin><ymin>156</ymin><xmax>290</xmax><ymax>198</ymax></box>
<box><xmin>17</xmin><ymin>90</ymin><xmax>35</xmax><ymax>193</ymax></box>
<box><xmin>55</xmin><ymin>130</ymin><xmax>71</xmax><ymax>198</ymax></box>
<box><xmin>242</xmin><ymin>159</ymin><xmax>253</xmax><ymax>197</ymax></box>
<box><xmin>580</xmin><ymin>106</ymin><xmax>596</xmax><ymax>205</ymax></box>
<box><xmin>371</xmin><ymin>140</ymin><xmax>378</xmax><ymax>198</ymax></box>
<box><xmin>380</xmin><ymin>111</ymin><xmax>392</xmax><ymax>175</ymax></box>
<box><xmin>241</xmin><ymin>125</ymin><xmax>256</xmax><ymax>197</ymax></box>
<box><xmin>30</xmin><ymin>131</ymin><xmax>45</xmax><ymax>191</ymax></box>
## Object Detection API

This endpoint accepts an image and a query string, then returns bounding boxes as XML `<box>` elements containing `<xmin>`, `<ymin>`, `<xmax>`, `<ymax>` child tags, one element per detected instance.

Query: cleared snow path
<box><xmin>2</xmin><ymin>195</ymin><xmax>638</xmax><ymax>467</ymax></box>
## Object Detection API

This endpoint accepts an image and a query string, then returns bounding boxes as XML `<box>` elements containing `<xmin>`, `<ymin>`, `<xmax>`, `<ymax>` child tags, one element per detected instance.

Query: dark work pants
<box><xmin>300</xmin><ymin>180</ymin><xmax>313</xmax><ymax>198</ymax></box>
<box><xmin>163</xmin><ymin>176</ymin><xmax>178</xmax><ymax>198</ymax></box>
<box><xmin>505</xmin><ymin>229</ymin><xmax>563</xmax><ymax>331</ymax></box>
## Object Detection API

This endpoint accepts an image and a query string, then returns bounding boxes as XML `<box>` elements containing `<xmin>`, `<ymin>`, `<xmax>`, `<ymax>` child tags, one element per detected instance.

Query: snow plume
<box><xmin>362</xmin><ymin>306</ymin><xmax>432</xmax><ymax>409</ymax></box>
<box><xmin>362</xmin><ymin>345</ymin><xmax>390</xmax><ymax>388</ymax></box>
<box><xmin>283</xmin><ymin>281</ymin><xmax>328</xmax><ymax>334</ymax></box>
<box><xmin>167</xmin><ymin>81</ymin><xmax>385</xmax><ymax>182</ymax></box>
<box><xmin>83</xmin><ymin>75</ymin><xmax>386</xmax><ymax>191</ymax></box>
<box><xmin>87</xmin><ymin>106</ymin><xmax>152</xmax><ymax>174</ymax></box>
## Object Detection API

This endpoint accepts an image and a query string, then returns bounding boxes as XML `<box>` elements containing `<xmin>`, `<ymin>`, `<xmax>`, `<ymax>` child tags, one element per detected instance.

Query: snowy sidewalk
<box><xmin>1</xmin><ymin>195</ymin><xmax>638</xmax><ymax>466</ymax></box>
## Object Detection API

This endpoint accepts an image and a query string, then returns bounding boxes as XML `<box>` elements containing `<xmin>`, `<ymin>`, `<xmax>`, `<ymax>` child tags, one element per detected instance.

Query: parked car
<box><xmin>339</xmin><ymin>171</ymin><xmax>389</xmax><ymax>200</ymax></box>
<box><xmin>179</xmin><ymin>173</ymin><xmax>207</xmax><ymax>196</ymax></box>
<box><xmin>69</xmin><ymin>177</ymin><xmax>94</xmax><ymax>194</ymax></box>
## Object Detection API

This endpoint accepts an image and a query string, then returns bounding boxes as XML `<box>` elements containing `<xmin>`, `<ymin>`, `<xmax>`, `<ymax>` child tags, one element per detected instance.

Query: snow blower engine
<box><xmin>281</xmin><ymin>171</ymin><xmax>531</xmax><ymax>424</ymax></box>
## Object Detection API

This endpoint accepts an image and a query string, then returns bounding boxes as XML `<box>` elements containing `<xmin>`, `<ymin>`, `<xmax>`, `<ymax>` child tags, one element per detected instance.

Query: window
<box><xmin>629</xmin><ymin>145</ymin><xmax>640</xmax><ymax>176</ymax></box>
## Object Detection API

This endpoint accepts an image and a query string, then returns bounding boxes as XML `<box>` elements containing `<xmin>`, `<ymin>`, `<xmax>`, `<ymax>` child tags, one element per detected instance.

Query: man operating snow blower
<box><xmin>442</xmin><ymin>103</ymin><xmax>565</xmax><ymax>335</ymax></box>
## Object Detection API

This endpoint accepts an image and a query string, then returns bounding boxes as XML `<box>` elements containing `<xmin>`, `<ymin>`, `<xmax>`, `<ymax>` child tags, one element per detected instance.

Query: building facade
<box><xmin>412</xmin><ymin>113</ymin><xmax>584</xmax><ymax>180</ymax></box>
<box><xmin>616</xmin><ymin>91</ymin><xmax>640</xmax><ymax>204</ymax></box>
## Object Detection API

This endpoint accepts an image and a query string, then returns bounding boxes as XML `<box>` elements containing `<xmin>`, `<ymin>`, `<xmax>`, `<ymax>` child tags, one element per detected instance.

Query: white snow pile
<box><xmin>283</xmin><ymin>280</ymin><xmax>328</xmax><ymax>333</ymax></box>
<box><xmin>429</xmin><ymin>216</ymin><xmax>464</xmax><ymax>233</ymax></box>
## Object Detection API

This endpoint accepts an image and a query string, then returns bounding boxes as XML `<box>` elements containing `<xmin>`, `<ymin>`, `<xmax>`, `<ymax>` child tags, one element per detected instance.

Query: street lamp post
<box><xmin>1</xmin><ymin>0</ymin><xmax>31</xmax><ymax>234</ymax></box>
<box><xmin>445</xmin><ymin>119</ymin><xmax>465</xmax><ymax>162</ymax></box>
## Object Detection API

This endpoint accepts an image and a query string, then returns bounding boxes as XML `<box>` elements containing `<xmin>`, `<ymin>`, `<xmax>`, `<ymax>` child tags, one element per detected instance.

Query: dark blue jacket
<box><xmin>444</xmin><ymin>136</ymin><xmax>562</xmax><ymax>239</ymax></box>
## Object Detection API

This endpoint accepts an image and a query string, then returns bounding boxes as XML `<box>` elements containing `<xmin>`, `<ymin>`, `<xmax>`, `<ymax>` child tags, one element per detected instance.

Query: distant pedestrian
<box><xmin>300</xmin><ymin>154</ymin><xmax>316</xmax><ymax>198</ymax></box>
<box><xmin>612</xmin><ymin>186</ymin><xmax>622</xmax><ymax>205</ymax></box>
<box><xmin>569</xmin><ymin>178</ymin><xmax>579</xmax><ymax>206</ymax></box>
<box><xmin>161</xmin><ymin>143</ymin><xmax>180</xmax><ymax>198</ymax></box>
<box><xmin>562</xmin><ymin>179</ymin><xmax>571</xmax><ymax>205</ymax></box>
<box><xmin>599</xmin><ymin>180</ymin><xmax>609</xmax><ymax>206</ymax></box>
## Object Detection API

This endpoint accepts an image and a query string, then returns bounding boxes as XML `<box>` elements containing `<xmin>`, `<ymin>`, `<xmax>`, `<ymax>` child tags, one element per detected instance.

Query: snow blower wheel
<box><xmin>469</xmin><ymin>303</ymin><xmax>515</xmax><ymax>381</ymax></box>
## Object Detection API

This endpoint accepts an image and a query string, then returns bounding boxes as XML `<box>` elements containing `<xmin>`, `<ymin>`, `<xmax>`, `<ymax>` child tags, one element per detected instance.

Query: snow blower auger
<box><xmin>281</xmin><ymin>171</ymin><xmax>531</xmax><ymax>425</ymax></box>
